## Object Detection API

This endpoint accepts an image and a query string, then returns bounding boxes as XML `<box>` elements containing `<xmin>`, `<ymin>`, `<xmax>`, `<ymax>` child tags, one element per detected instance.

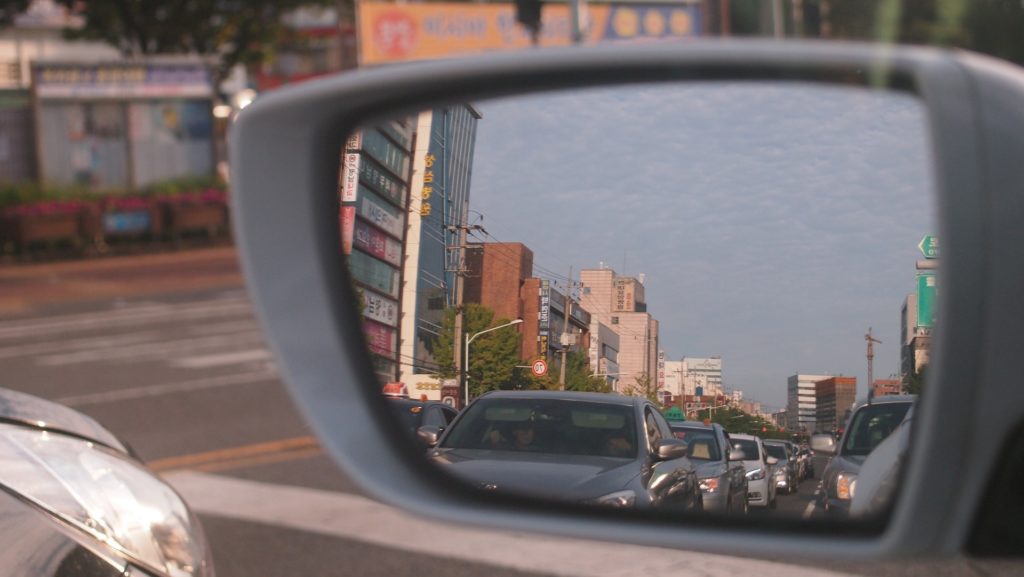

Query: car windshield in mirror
<box><xmin>842</xmin><ymin>403</ymin><xmax>913</xmax><ymax>456</ymax></box>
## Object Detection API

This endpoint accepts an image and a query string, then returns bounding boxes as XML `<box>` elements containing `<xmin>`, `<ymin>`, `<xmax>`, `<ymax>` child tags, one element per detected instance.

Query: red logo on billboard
<box><xmin>373</xmin><ymin>12</ymin><xmax>418</xmax><ymax>59</ymax></box>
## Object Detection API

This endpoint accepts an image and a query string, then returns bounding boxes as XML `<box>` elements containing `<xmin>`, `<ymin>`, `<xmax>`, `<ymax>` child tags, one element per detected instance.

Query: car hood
<box><xmin>429</xmin><ymin>448</ymin><xmax>641</xmax><ymax>500</ymax></box>
<box><xmin>0</xmin><ymin>388</ymin><xmax>128</xmax><ymax>454</ymax></box>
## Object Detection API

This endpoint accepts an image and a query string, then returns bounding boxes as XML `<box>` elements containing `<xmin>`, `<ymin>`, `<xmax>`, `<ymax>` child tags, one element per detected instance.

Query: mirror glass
<box><xmin>338</xmin><ymin>81</ymin><xmax>935</xmax><ymax>522</ymax></box>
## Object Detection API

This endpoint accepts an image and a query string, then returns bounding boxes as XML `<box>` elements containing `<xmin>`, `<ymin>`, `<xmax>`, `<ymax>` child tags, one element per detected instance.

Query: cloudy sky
<box><xmin>464</xmin><ymin>82</ymin><xmax>935</xmax><ymax>410</ymax></box>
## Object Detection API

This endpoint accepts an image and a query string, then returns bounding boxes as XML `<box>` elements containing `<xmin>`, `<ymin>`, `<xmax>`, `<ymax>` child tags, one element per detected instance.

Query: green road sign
<box><xmin>918</xmin><ymin>235</ymin><xmax>939</xmax><ymax>259</ymax></box>
<box><xmin>664</xmin><ymin>406</ymin><xmax>686</xmax><ymax>421</ymax></box>
<box><xmin>917</xmin><ymin>273</ymin><xmax>936</xmax><ymax>328</ymax></box>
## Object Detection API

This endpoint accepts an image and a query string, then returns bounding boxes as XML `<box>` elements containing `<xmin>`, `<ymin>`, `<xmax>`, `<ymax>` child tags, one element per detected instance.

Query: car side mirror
<box><xmin>655</xmin><ymin>439</ymin><xmax>688</xmax><ymax>461</ymax></box>
<box><xmin>416</xmin><ymin>425</ymin><xmax>441</xmax><ymax>448</ymax></box>
<box><xmin>766</xmin><ymin>456</ymin><xmax>779</xmax><ymax>466</ymax></box>
<box><xmin>811</xmin><ymin>435</ymin><xmax>837</xmax><ymax>455</ymax></box>
<box><xmin>728</xmin><ymin>449</ymin><xmax>745</xmax><ymax>462</ymax></box>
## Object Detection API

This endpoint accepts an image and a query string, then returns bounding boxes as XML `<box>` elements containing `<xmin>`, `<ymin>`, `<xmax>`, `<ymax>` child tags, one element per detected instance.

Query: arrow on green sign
<box><xmin>918</xmin><ymin>235</ymin><xmax>939</xmax><ymax>259</ymax></box>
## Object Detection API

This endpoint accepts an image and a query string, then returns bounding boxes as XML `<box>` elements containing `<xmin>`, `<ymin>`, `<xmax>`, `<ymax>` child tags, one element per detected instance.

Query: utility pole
<box><xmin>866</xmin><ymin>327</ymin><xmax>882</xmax><ymax>400</ymax></box>
<box><xmin>447</xmin><ymin>208</ymin><xmax>485</xmax><ymax>407</ymax></box>
<box><xmin>559</xmin><ymin>267</ymin><xmax>574</xmax><ymax>389</ymax></box>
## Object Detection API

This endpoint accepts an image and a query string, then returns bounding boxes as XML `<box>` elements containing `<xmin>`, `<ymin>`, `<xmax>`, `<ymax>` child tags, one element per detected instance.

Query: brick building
<box><xmin>816</xmin><ymin>376</ymin><xmax>857</xmax><ymax>433</ymax></box>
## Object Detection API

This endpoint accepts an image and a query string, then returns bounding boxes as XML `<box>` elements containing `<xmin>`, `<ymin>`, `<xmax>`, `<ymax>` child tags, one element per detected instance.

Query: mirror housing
<box><xmin>811</xmin><ymin>434</ymin><xmax>837</xmax><ymax>455</ymax></box>
<box><xmin>655</xmin><ymin>439</ymin><xmax>688</xmax><ymax>461</ymax></box>
<box><xmin>230</xmin><ymin>40</ymin><xmax>1016</xmax><ymax>558</ymax></box>
<box><xmin>417</xmin><ymin>425</ymin><xmax>441</xmax><ymax>448</ymax></box>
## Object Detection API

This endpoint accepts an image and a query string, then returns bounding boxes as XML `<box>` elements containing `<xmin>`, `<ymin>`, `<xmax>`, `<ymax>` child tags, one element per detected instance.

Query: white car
<box><xmin>729</xmin><ymin>434</ymin><xmax>779</xmax><ymax>509</ymax></box>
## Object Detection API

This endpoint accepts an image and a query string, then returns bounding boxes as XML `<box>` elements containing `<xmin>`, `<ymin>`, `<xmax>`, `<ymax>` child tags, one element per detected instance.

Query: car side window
<box><xmin>424</xmin><ymin>407</ymin><xmax>448</xmax><ymax>429</ymax></box>
<box><xmin>441</xmin><ymin>407</ymin><xmax>458</xmax><ymax>425</ymax></box>
<box><xmin>650</xmin><ymin>410</ymin><xmax>674</xmax><ymax>441</ymax></box>
<box><xmin>644</xmin><ymin>409</ymin><xmax>663</xmax><ymax>453</ymax></box>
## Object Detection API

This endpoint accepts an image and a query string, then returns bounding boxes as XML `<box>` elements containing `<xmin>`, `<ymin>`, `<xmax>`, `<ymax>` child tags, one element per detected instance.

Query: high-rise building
<box><xmin>663</xmin><ymin>360</ymin><xmax>684</xmax><ymax>397</ymax></box>
<box><xmin>399</xmin><ymin>105</ymin><xmax>481</xmax><ymax>391</ymax></box>
<box><xmin>341</xmin><ymin>119</ymin><xmax>416</xmax><ymax>385</ymax></box>
<box><xmin>682</xmin><ymin>357</ymin><xmax>723</xmax><ymax>397</ymax></box>
<box><xmin>901</xmin><ymin>293</ymin><xmax>930</xmax><ymax>380</ymax></box>
<box><xmin>579</xmin><ymin>267</ymin><xmax>659</xmax><ymax>393</ymax></box>
<box><xmin>815</xmin><ymin>376</ymin><xmax>857</xmax><ymax>433</ymax></box>
<box><xmin>787</xmin><ymin>373</ymin><xmax>832</xmax><ymax>433</ymax></box>
<box><xmin>341</xmin><ymin>105</ymin><xmax>480</xmax><ymax>390</ymax></box>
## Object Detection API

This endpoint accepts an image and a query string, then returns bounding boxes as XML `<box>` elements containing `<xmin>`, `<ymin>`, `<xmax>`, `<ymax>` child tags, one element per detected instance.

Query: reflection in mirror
<box><xmin>338</xmin><ymin>81</ymin><xmax>935</xmax><ymax>523</ymax></box>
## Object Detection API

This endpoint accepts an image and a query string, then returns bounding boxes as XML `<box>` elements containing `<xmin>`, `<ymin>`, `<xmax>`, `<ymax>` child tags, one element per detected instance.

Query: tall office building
<box><xmin>816</xmin><ymin>376</ymin><xmax>857</xmax><ymax>433</ymax></box>
<box><xmin>787</xmin><ymin>373</ymin><xmax>832</xmax><ymax>433</ymax></box>
<box><xmin>399</xmin><ymin>104</ymin><xmax>481</xmax><ymax>392</ymax></box>
<box><xmin>682</xmin><ymin>357</ymin><xmax>723</xmax><ymax>397</ymax></box>
<box><xmin>340</xmin><ymin>119</ymin><xmax>416</xmax><ymax>385</ymax></box>
<box><xmin>579</xmin><ymin>267</ymin><xmax>659</xmax><ymax>393</ymax></box>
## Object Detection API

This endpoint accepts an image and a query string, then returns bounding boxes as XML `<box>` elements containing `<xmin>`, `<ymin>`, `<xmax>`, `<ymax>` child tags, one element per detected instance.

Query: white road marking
<box><xmin>171</xmin><ymin>349</ymin><xmax>272</xmax><ymax>369</ymax></box>
<box><xmin>54</xmin><ymin>370</ymin><xmax>278</xmax><ymax>407</ymax></box>
<box><xmin>166</xmin><ymin>472</ymin><xmax>858</xmax><ymax>577</ymax></box>
<box><xmin>0</xmin><ymin>299</ymin><xmax>251</xmax><ymax>340</ymax></box>
<box><xmin>0</xmin><ymin>330</ymin><xmax>161</xmax><ymax>360</ymax></box>
<box><xmin>36</xmin><ymin>331</ymin><xmax>265</xmax><ymax>366</ymax></box>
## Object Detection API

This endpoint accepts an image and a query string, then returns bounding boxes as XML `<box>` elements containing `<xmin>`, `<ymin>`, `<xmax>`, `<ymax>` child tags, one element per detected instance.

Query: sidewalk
<box><xmin>0</xmin><ymin>247</ymin><xmax>244</xmax><ymax>317</ymax></box>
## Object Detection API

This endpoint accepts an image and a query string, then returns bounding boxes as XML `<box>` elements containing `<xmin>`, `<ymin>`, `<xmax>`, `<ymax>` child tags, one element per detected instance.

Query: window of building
<box><xmin>611</xmin><ymin>316</ymin><xmax>619</xmax><ymax>324</ymax></box>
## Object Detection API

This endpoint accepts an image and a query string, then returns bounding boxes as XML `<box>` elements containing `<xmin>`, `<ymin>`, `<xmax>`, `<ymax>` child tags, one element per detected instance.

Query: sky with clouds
<box><xmin>464</xmin><ymin>82</ymin><xmax>934</xmax><ymax>410</ymax></box>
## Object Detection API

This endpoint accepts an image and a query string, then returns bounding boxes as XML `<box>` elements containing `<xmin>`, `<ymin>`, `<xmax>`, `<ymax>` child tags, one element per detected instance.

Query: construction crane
<box><xmin>866</xmin><ymin>328</ymin><xmax>882</xmax><ymax>399</ymax></box>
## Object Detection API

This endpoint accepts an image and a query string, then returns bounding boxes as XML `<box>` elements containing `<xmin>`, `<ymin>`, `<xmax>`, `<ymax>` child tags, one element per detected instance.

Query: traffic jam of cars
<box><xmin>387</xmin><ymin>384</ymin><xmax>916</xmax><ymax>518</ymax></box>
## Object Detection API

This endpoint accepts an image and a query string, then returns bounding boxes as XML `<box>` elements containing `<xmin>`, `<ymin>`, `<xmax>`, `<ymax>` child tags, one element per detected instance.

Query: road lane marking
<box><xmin>53</xmin><ymin>370</ymin><xmax>278</xmax><ymax>407</ymax></box>
<box><xmin>0</xmin><ymin>330</ymin><xmax>161</xmax><ymax>360</ymax></box>
<box><xmin>0</xmin><ymin>299</ymin><xmax>251</xmax><ymax>340</ymax></box>
<box><xmin>36</xmin><ymin>331</ymin><xmax>265</xmax><ymax>366</ymax></box>
<box><xmin>148</xmin><ymin>436</ymin><xmax>319</xmax><ymax>472</ymax></box>
<box><xmin>170</xmin><ymin>348</ymin><xmax>272</xmax><ymax>369</ymax></box>
<box><xmin>164</xmin><ymin>472</ymin><xmax>859</xmax><ymax>577</ymax></box>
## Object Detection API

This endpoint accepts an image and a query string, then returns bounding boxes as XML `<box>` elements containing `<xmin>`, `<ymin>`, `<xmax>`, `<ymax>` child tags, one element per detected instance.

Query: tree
<box><xmin>528</xmin><ymin>350</ymin><xmax>610</xmax><ymax>393</ymax></box>
<box><xmin>622</xmin><ymin>372</ymin><xmax>659</xmax><ymax>405</ymax></box>
<box><xmin>1</xmin><ymin>1</ymin><xmax>30</xmax><ymax>27</ymax></box>
<box><xmin>432</xmin><ymin>304</ymin><xmax>521</xmax><ymax>398</ymax></box>
<box><xmin>903</xmin><ymin>364</ymin><xmax>927</xmax><ymax>395</ymax></box>
<box><xmin>57</xmin><ymin>0</ymin><xmax>332</xmax><ymax>85</ymax></box>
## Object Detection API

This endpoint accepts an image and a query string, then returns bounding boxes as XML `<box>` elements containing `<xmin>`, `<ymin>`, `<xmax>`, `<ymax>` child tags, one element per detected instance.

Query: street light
<box><xmin>464</xmin><ymin>319</ymin><xmax>523</xmax><ymax>406</ymax></box>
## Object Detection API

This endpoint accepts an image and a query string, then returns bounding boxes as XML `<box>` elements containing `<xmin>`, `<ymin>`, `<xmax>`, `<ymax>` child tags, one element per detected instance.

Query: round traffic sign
<box><xmin>531</xmin><ymin>359</ymin><xmax>548</xmax><ymax>377</ymax></box>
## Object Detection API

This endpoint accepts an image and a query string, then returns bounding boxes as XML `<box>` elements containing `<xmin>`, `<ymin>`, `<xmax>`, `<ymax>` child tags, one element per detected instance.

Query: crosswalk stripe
<box><xmin>36</xmin><ymin>331</ymin><xmax>265</xmax><ymax>366</ymax></box>
<box><xmin>54</xmin><ymin>370</ymin><xmax>278</xmax><ymax>407</ymax></box>
<box><xmin>171</xmin><ymin>349</ymin><xmax>273</xmax><ymax>369</ymax></box>
<box><xmin>0</xmin><ymin>298</ymin><xmax>251</xmax><ymax>340</ymax></box>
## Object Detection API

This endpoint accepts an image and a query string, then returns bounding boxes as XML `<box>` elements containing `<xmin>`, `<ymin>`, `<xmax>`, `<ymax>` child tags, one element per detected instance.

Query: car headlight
<box><xmin>592</xmin><ymin>490</ymin><xmax>636</xmax><ymax>507</ymax></box>
<box><xmin>0</xmin><ymin>424</ymin><xmax>212</xmax><ymax>577</ymax></box>
<box><xmin>745</xmin><ymin>468</ymin><xmax>765</xmax><ymax>481</ymax></box>
<box><xmin>837</xmin><ymin>472</ymin><xmax>858</xmax><ymax>500</ymax></box>
<box><xmin>698</xmin><ymin>478</ymin><xmax>719</xmax><ymax>493</ymax></box>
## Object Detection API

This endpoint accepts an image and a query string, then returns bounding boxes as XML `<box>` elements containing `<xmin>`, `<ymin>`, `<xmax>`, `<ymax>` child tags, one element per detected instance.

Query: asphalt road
<box><xmin>0</xmin><ymin>251</ymin><xmax>1019</xmax><ymax>577</ymax></box>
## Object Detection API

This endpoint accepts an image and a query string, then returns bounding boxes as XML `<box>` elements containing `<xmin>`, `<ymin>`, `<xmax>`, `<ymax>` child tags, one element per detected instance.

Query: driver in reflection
<box><xmin>488</xmin><ymin>422</ymin><xmax>541</xmax><ymax>451</ymax></box>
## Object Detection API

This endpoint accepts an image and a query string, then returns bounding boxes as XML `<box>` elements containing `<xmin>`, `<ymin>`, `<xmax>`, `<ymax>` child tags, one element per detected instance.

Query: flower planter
<box><xmin>100</xmin><ymin>198</ymin><xmax>164</xmax><ymax>247</ymax></box>
<box><xmin>0</xmin><ymin>204</ymin><xmax>99</xmax><ymax>254</ymax></box>
<box><xmin>160</xmin><ymin>189</ymin><xmax>229</xmax><ymax>241</ymax></box>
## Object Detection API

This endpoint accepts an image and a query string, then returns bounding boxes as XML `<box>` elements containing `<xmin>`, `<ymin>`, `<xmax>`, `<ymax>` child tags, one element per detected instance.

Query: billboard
<box><xmin>358</xmin><ymin>2</ymin><xmax>701</xmax><ymax>65</ymax></box>
<box><xmin>34</xmin><ymin>62</ymin><xmax>213</xmax><ymax>99</ymax></box>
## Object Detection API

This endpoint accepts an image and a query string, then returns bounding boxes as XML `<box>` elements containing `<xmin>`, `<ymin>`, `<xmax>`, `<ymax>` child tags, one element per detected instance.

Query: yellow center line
<box><xmin>147</xmin><ymin>436</ymin><xmax>320</xmax><ymax>472</ymax></box>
